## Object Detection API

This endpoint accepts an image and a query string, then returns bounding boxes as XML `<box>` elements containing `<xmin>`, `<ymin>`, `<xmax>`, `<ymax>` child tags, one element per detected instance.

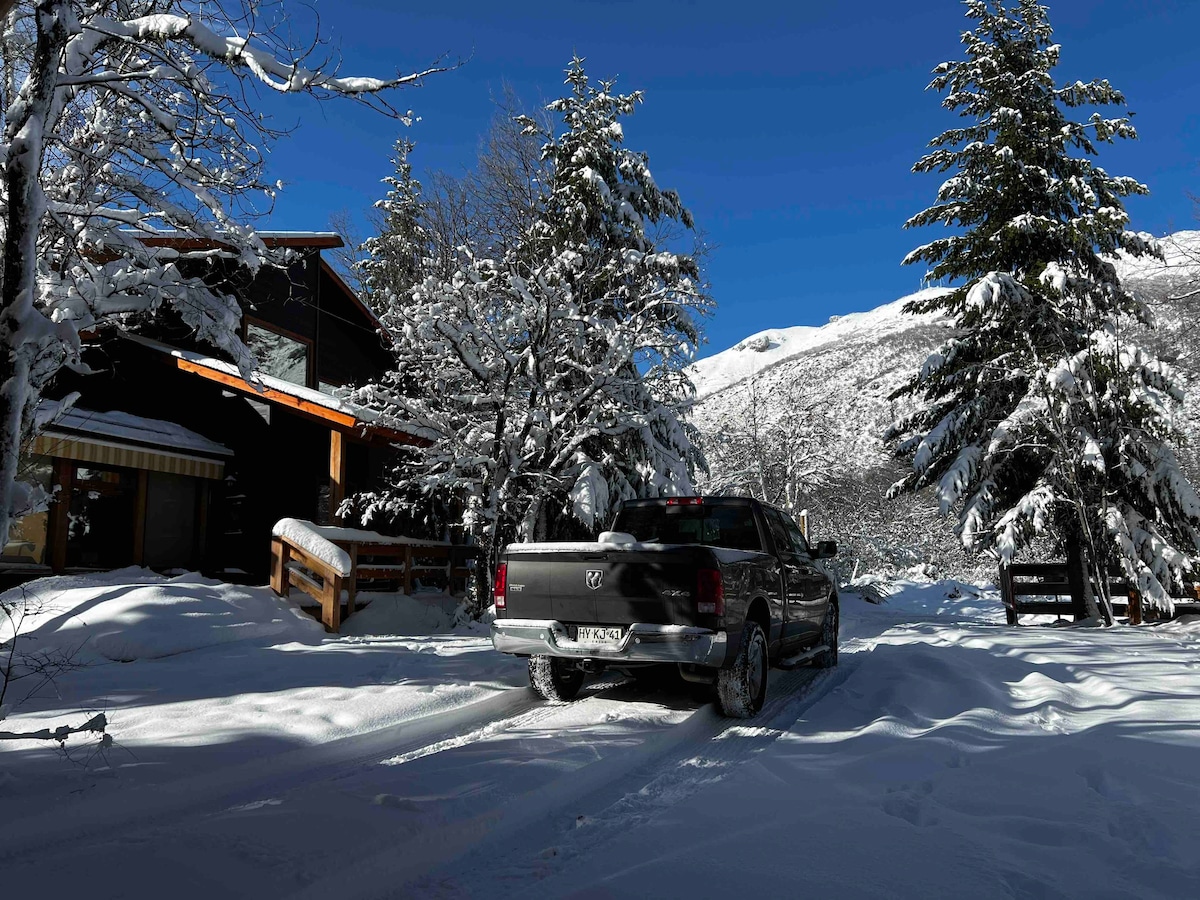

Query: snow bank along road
<box><xmin>4</xmin><ymin>571</ymin><xmax>1200</xmax><ymax>898</ymax></box>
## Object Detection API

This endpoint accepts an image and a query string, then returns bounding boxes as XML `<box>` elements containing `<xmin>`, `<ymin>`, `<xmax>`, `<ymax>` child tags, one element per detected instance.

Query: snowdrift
<box><xmin>4</xmin><ymin>568</ymin><xmax>324</xmax><ymax>663</ymax></box>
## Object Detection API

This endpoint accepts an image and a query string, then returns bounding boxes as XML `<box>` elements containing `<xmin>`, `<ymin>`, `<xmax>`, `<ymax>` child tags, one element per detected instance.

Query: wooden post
<box><xmin>403</xmin><ymin>545</ymin><xmax>413</xmax><ymax>595</ymax></box>
<box><xmin>47</xmin><ymin>457</ymin><xmax>72</xmax><ymax>573</ymax></box>
<box><xmin>1127</xmin><ymin>589</ymin><xmax>1142</xmax><ymax>626</ymax></box>
<box><xmin>323</xmin><ymin>572</ymin><xmax>342</xmax><ymax>632</ymax></box>
<box><xmin>346</xmin><ymin>543</ymin><xmax>358</xmax><ymax>618</ymax></box>
<box><xmin>270</xmin><ymin>538</ymin><xmax>291</xmax><ymax>596</ymax></box>
<box><xmin>1000</xmin><ymin>563</ymin><xmax>1017</xmax><ymax>625</ymax></box>
<box><xmin>328</xmin><ymin>430</ymin><xmax>346</xmax><ymax>524</ymax></box>
<box><xmin>132</xmin><ymin>469</ymin><xmax>149</xmax><ymax>566</ymax></box>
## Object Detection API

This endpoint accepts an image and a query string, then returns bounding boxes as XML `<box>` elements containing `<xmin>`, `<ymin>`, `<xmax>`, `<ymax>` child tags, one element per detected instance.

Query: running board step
<box><xmin>777</xmin><ymin>644</ymin><xmax>829</xmax><ymax>670</ymax></box>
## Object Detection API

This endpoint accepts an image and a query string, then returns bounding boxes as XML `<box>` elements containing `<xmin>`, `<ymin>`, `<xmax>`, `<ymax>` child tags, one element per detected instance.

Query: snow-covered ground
<box><xmin>4</xmin><ymin>571</ymin><xmax>1200</xmax><ymax>898</ymax></box>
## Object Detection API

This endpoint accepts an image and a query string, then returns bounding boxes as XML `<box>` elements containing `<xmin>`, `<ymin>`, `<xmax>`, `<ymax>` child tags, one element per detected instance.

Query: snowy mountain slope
<box><xmin>691</xmin><ymin>232</ymin><xmax>1200</xmax><ymax>478</ymax></box>
<box><xmin>690</xmin><ymin>287</ymin><xmax>950</xmax><ymax>402</ymax></box>
<box><xmin>690</xmin><ymin>288</ymin><xmax>953</xmax><ymax>473</ymax></box>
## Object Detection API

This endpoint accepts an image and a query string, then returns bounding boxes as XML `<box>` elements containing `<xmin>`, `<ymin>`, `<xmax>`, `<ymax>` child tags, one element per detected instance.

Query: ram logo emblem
<box><xmin>585</xmin><ymin>569</ymin><xmax>604</xmax><ymax>590</ymax></box>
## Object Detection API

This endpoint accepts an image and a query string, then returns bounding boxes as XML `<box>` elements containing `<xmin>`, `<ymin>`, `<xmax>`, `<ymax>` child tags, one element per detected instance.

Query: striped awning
<box><xmin>31</xmin><ymin>432</ymin><xmax>226</xmax><ymax>480</ymax></box>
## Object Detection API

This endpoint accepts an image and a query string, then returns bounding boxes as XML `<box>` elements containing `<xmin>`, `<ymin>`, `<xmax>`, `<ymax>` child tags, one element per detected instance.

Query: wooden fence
<box><xmin>998</xmin><ymin>563</ymin><xmax>1141</xmax><ymax>625</ymax></box>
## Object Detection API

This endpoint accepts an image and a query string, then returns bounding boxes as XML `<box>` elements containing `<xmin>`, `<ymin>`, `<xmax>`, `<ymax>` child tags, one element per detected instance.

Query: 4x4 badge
<box><xmin>585</xmin><ymin>569</ymin><xmax>603</xmax><ymax>590</ymax></box>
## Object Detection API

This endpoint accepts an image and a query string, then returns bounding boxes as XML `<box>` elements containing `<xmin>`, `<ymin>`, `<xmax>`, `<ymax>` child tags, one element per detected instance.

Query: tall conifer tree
<box><xmin>351</xmin><ymin>59</ymin><xmax>709</xmax><ymax>604</ymax></box>
<box><xmin>358</xmin><ymin>139</ymin><xmax>430</xmax><ymax>316</ymax></box>
<box><xmin>890</xmin><ymin>0</ymin><xmax>1200</xmax><ymax>620</ymax></box>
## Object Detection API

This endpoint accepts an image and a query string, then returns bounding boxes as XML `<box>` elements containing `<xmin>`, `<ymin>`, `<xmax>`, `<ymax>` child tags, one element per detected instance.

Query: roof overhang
<box><xmin>123</xmin><ymin>334</ymin><xmax>426</xmax><ymax>448</ymax></box>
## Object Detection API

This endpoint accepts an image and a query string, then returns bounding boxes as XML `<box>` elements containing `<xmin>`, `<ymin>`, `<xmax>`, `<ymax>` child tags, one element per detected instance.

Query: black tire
<box><xmin>716</xmin><ymin>620</ymin><xmax>769</xmax><ymax>718</ymax></box>
<box><xmin>528</xmin><ymin>655</ymin><xmax>584</xmax><ymax>701</ymax></box>
<box><xmin>814</xmin><ymin>595</ymin><xmax>839</xmax><ymax>669</ymax></box>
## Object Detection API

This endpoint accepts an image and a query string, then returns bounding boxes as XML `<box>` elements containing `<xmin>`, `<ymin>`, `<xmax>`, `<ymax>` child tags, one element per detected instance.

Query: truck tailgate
<box><xmin>505</xmin><ymin>547</ymin><xmax>709</xmax><ymax>626</ymax></box>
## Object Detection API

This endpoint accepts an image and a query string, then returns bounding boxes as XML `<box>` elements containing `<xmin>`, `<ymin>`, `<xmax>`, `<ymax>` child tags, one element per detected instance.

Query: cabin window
<box><xmin>1</xmin><ymin>453</ymin><xmax>53</xmax><ymax>567</ymax></box>
<box><xmin>246</xmin><ymin>321</ymin><xmax>311</xmax><ymax>387</ymax></box>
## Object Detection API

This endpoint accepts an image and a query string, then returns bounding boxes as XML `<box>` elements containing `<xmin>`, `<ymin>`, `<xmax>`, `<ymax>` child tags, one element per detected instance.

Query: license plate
<box><xmin>575</xmin><ymin>626</ymin><xmax>624</xmax><ymax>645</ymax></box>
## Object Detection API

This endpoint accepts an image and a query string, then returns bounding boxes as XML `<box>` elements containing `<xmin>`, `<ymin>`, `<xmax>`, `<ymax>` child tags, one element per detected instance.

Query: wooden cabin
<box><xmin>2</xmin><ymin>233</ymin><xmax>419</xmax><ymax>584</ymax></box>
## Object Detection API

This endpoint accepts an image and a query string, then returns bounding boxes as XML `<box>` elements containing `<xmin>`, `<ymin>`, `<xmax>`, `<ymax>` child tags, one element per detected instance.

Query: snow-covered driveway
<box><xmin>4</xmin><ymin>572</ymin><xmax>1200</xmax><ymax>898</ymax></box>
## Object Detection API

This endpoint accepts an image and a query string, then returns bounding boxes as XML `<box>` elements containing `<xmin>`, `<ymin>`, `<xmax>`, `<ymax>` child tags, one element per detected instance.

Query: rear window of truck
<box><xmin>612</xmin><ymin>504</ymin><xmax>763</xmax><ymax>552</ymax></box>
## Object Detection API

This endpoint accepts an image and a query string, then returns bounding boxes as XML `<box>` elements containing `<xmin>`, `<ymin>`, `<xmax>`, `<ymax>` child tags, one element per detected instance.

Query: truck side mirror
<box><xmin>815</xmin><ymin>540</ymin><xmax>838</xmax><ymax>559</ymax></box>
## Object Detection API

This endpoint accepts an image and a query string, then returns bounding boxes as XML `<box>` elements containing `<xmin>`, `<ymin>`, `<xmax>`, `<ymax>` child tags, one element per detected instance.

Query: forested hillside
<box><xmin>691</xmin><ymin>232</ymin><xmax>1200</xmax><ymax>581</ymax></box>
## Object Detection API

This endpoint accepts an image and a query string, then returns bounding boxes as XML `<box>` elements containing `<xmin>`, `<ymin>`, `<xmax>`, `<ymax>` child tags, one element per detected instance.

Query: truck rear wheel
<box><xmin>717</xmin><ymin>621</ymin><xmax>768</xmax><ymax>718</ymax></box>
<box><xmin>528</xmin><ymin>655</ymin><xmax>585</xmax><ymax>702</ymax></box>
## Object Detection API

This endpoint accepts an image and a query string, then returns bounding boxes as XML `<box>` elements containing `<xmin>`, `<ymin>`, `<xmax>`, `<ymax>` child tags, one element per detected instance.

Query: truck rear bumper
<box><xmin>491</xmin><ymin>619</ymin><xmax>728</xmax><ymax>667</ymax></box>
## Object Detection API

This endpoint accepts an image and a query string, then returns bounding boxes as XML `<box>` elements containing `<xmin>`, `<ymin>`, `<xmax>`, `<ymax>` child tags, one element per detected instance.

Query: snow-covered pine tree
<box><xmin>516</xmin><ymin>56</ymin><xmax>709</xmax><ymax>540</ymax></box>
<box><xmin>0</xmin><ymin>0</ymin><xmax>444</xmax><ymax>557</ymax></box>
<box><xmin>350</xmin><ymin>58</ymin><xmax>710</xmax><ymax>605</ymax></box>
<box><xmin>358</xmin><ymin>138</ymin><xmax>432</xmax><ymax>318</ymax></box>
<box><xmin>889</xmin><ymin>0</ymin><xmax>1200</xmax><ymax>620</ymax></box>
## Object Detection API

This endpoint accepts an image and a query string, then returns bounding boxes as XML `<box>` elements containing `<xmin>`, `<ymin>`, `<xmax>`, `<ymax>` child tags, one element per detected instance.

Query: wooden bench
<box><xmin>270</xmin><ymin>519</ymin><xmax>477</xmax><ymax>632</ymax></box>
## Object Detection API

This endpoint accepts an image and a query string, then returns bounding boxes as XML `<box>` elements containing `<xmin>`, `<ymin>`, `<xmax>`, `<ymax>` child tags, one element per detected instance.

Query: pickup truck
<box><xmin>490</xmin><ymin>496</ymin><xmax>838</xmax><ymax>718</ymax></box>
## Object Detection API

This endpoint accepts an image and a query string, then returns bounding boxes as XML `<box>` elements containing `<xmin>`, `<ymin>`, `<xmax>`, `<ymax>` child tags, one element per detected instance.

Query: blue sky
<box><xmin>258</xmin><ymin>0</ymin><xmax>1200</xmax><ymax>359</ymax></box>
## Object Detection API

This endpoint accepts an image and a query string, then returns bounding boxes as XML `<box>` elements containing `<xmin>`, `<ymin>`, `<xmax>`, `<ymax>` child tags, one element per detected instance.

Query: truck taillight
<box><xmin>493</xmin><ymin>562</ymin><xmax>507</xmax><ymax>610</ymax></box>
<box><xmin>697</xmin><ymin>568</ymin><xmax>724</xmax><ymax>616</ymax></box>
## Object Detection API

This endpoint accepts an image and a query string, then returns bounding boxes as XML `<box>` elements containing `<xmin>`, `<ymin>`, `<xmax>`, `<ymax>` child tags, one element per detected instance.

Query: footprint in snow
<box><xmin>881</xmin><ymin>780</ymin><xmax>939</xmax><ymax>827</ymax></box>
<box><xmin>374</xmin><ymin>794</ymin><xmax>422</xmax><ymax>811</ymax></box>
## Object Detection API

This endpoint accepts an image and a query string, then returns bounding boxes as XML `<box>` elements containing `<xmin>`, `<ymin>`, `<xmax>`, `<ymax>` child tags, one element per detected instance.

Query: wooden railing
<box><xmin>270</xmin><ymin>519</ymin><xmax>477</xmax><ymax>632</ymax></box>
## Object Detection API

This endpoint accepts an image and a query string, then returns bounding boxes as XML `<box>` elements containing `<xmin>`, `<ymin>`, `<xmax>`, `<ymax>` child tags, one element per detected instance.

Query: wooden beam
<box><xmin>167</xmin><ymin>355</ymin><xmax>426</xmax><ymax>448</ymax></box>
<box><xmin>175</xmin><ymin>356</ymin><xmax>361</xmax><ymax>429</ymax></box>
<box><xmin>329</xmin><ymin>430</ymin><xmax>347</xmax><ymax>524</ymax></box>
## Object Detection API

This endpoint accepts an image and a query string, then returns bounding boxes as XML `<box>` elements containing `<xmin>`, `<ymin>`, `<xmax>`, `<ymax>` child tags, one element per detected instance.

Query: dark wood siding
<box><xmin>314</xmin><ymin>264</ymin><xmax>392</xmax><ymax>387</ymax></box>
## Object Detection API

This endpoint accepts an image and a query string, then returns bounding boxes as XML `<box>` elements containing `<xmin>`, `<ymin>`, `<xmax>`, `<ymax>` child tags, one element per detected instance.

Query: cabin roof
<box><xmin>122</xmin><ymin>334</ymin><xmax>422</xmax><ymax>447</ymax></box>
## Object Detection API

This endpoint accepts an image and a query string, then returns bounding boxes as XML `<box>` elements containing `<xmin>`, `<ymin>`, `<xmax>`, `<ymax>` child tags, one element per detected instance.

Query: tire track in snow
<box><xmin>374</xmin><ymin>676</ymin><xmax>632</xmax><ymax>769</ymax></box>
<box><xmin>362</xmin><ymin>661</ymin><xmax>857</xmax><ymax>900</ymax></box>
<box><xmin>5</xmin><ymin>676</ymin><xmax>648</xmax><ymax>881</ymax></box>
<box><xmin>3</xmin><ymin>685</ymin><xmax>543</xmax><ymax>864</ymax></box>
<box><xmin>446</xmin><ymin>661</ymin><xmax>859</xmax><ymax>898</ymax></box>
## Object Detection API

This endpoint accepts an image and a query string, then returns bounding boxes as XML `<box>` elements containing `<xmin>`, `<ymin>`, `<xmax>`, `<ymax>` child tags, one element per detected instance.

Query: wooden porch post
<box><xmin>328</xmin><ymin>429</ymin><xmax>346</xmax><ymax>524</ymax></box>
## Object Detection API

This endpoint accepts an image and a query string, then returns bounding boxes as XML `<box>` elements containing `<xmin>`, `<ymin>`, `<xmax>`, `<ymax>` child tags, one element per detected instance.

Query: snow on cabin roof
<box><xmin>44</xmin><ymin>405</ymin><xmax>233</xmax><ymax>458</ymax></box>
<box><xmin>122</xmin><ymin>333</ymin><xmax>381</xmax><ymax>425</ymax></box>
